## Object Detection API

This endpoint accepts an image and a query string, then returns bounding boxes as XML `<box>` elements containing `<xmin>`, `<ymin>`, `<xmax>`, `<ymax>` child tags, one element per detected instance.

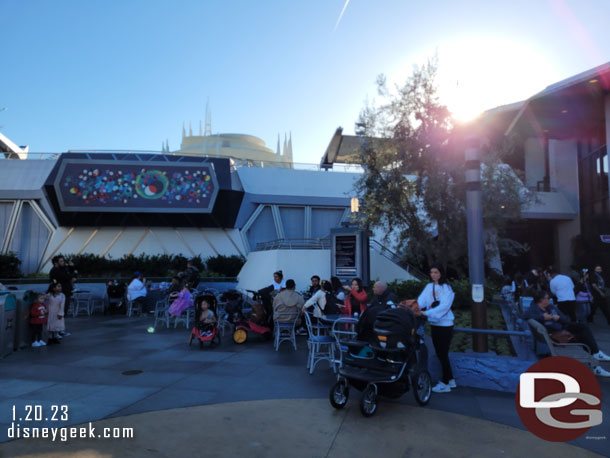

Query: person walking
<box><xmin>418</xmin><ymin>264</ymin><xmax>456</xmax><ymax>393</ymax></box>
<box><xmin>549</xmin><ymin>267</ymin><xmax>577</xmax><ymax>322</ymax></box>
<box><xmin>49</xmin><ymin>256</ymin><xmax>76</xmax><ymax>337</ymax></box>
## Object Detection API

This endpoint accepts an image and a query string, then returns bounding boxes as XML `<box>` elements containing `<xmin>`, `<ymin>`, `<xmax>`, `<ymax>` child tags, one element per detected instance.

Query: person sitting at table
<box><xmin>168</xmin><ymin>281</ymin><xmax>194</xmax><ymax>317</ymax></box>
<box><xmin>273</xmin><ymin>279</ymin><xmax>304</xmax><ymax>323</ymax></box>
<box><xmin>357</xmin><ymin>281</ymin><xmax>395</xmax><ymax>344</ymax></box>
<box><xmin>342</xmin><ymin>277</ymin><xmax>368</xmax><ymax>315</ymax></box>
<box><xmin>302</xmin><ymin>280</ymin><xmax>340</xmax><ymax>320</ymax></box>
<box><xmin>167</xmin><ymin>276</ymin><xmax>182</xmax><ymax>303</ymax></box>
<box><xmin>127</xmin><ymin>271</ymin><xmax>149</xmax><ymax>314</ymax></box>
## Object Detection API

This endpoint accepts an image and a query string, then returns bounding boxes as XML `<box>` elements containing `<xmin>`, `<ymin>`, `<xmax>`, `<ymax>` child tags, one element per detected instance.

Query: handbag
<box><xmin>549</xmin><ymin>329</ymin><xmax>575</xmax><ymax>344</ymax></box>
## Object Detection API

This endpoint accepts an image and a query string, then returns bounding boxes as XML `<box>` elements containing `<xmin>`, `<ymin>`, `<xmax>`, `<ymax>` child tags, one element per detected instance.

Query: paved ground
<box><xmin>0</xmin><ymin>313</ymin><xmax>609</xmax><ymax>457</ymax></box>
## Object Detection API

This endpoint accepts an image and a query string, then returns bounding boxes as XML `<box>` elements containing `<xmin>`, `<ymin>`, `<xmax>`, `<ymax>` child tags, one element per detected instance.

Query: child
<box><xmin>46</xmin><ymin>282</ymin><xmax>66</xmax><ymax>344</ymax></box>
<box><xmin>197</xmin><ymin>295</ymin><xmax>217</xmax><ymax>336</ymax></box>
<box><xmin>168</xmin><ymin>282</ymin><xmax>194</xmax><ymax>317</ymax></box>
<box><xmin>30</xmin><ymin>294</ymin><xmax>48</xmax><ymax>347</ymax></box>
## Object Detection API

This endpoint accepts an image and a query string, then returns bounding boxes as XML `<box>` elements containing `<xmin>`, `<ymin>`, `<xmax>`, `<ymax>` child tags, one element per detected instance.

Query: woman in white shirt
<box><xmin>303</xmin><ymin>280</ymin><xmax>332</xmax><ymax>319</ymax></box>
<box><xmin>417</xmin><ymin>265</ymin><xmax>456</xmax><ymax>394</ymax></box>
<box><xmin>271</xmin><ymin>270</ymin><xmax>286</xmax><ymax>291</ymax></box>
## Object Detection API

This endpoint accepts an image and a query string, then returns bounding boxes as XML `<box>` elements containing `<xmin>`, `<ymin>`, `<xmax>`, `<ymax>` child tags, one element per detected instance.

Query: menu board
<box><xmin>335</xmin><ymin>235</ymin><xmax>356</xmax><ymax>268</ymax></box>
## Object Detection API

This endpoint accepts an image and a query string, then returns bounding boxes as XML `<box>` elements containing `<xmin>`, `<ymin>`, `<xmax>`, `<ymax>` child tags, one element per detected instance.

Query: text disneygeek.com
<box><xmin>8</xmin><ymin>422</ymin><xmax>134</xmax><ymax>442</ymax></box>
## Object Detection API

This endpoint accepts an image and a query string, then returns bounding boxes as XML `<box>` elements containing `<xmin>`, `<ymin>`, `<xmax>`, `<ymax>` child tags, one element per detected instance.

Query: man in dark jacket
<box><xmin>357</xmin><ymin>281</ymin><xmax>397</xmax><ymax>343</ymax></box>
<box><xmin>185</xmin><ymin>260</ymin><xmax>200</xmax><ymax>289</ymax></box>
<box><xmin>525</xmin><ymin>290</ymin><xmax>610</xmax><ymax>375</ymax></box>
<box><xmin>49</xmin><ymin>255</ymin><xmax>76</xmax><ymax>336</ymax></box>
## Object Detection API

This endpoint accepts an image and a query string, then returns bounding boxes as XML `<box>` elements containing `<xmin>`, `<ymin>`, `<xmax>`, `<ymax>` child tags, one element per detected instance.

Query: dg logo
<box><xmin>516</xmin><ymin>356</ymin><xmax>603</xmax><ymax>442</ymax></box>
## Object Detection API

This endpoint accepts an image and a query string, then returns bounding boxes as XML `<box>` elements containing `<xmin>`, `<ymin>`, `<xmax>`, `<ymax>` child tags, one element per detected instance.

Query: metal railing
<box><xmin>368</xmin><ymin>240</ymin><xmax>427</xmax><ymax>280</ymax></box>
<box><xmin>3</xmin><ymin>151</ymin><xmax>364</xmax><ymax>173</ymax></box>
<box><xmin>255</xmin><ymin>238</ymin><xmax>331</xmax><ymax>251</ymax></box>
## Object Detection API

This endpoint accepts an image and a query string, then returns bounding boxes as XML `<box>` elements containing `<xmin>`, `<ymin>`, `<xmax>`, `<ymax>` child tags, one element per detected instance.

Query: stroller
<box><xmin>106</xmin><ymin>280</ymin><xmax>126</xmax><ymax>314</ymax></box>
<box><xmin>189</xmin><ymin>294</ymin><xmax>221</xmax><ymax>348</ymax></box>
<box><xmin>221</xmin><ymin>289</ymin><xmax>272</xmax><ymax>344</ymax></box>
<box><xmin>329</xmin><ymin>307</ymin><xmax>431</xmax><ymax>417</ymax></box>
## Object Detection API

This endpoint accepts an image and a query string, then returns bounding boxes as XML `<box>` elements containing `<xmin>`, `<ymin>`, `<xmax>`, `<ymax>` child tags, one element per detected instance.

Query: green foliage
<box><xmin>445</xmin><ymin>308</ymin><xmax>515</xmax><ymax>356</ymax></box>
<box><xmin>389</xmin><ymin>278</ymin><xmax>500</xmax><ymax>310</ymax></box>
<box><xmin>205</xmin><ymin>255</ymin><xmax>245</xmax><ymax>277</ymax></box>
<box><xmin>55</xmin><ymin>253</ymin><xmax>237</xmax><ymax>278</ymax></box>
<box><xmin>354</xmin><ymin>57</ymin><xmax>532</xmax><ymax>276</ymax></box>
<box><xmin>0</xmin><ymin>252</ymin><xmax>22</xmax><ymax>279</ymax></box>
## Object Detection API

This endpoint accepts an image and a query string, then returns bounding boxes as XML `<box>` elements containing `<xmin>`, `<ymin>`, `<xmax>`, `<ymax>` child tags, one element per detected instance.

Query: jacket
<box><xmin>417</xmin><ymin>283</ymin><xmax>455</xmax><ymax>327</ymax></box>
<box><xmin>524</xmin><ymin>303</ymin><xmax>570</xmax><ymax>333</ymax></box>
<box><xmin>344</xmin><ymin>289</ymin><xmax>368</xmax><ymax>315</ymax></box>
<box><xmin>30</xmin><ymin>303</ymin><xmax>48</xmax><ymax>324</ymax></box>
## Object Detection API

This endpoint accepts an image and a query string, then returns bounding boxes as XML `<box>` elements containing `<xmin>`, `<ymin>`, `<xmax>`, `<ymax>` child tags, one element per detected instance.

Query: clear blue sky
<box><xmin>2</xmin><ymin>0</ymin><xmax>610</xmax><ymax>163</ymax></box>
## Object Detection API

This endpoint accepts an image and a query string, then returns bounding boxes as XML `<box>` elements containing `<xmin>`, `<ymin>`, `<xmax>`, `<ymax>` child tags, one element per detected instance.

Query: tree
<box><xmin>354</xmin><ymin>58</ymin><xmax>530</xmax><ymax>276</ymax></box>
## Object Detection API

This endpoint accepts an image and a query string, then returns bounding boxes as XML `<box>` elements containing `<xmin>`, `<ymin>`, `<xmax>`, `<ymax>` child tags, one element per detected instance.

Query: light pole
<box><xmin>465</xmin><ymin>138</ymin><xmax>488</xmax><ymax>353</ymax></box>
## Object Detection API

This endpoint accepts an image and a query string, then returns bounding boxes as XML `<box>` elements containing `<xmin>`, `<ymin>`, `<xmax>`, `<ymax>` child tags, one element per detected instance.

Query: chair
<box><xmin>527</xmin><ymin>319</ymin><xmax>596</xmax><ymax>368</ymax></box>
<box><xmin>89</xmin><ymin>297</ymin><xmax>106</xmax><ymax>315</ymax></box>
<box><xmin>331</xmin><ymin>317</ymin><xmax>359</xmax><ymax>369</ymax></box>
<box><xmin>153</xmin><ymin>297</ymin><xmax>170</xmax><ymax>329</ymax></box>
<box><xmin>303</xmin><ymin>311</ymin><xmax>335</xmax><ymax>374</ymax></box>
<box><xmin>127</xmin><ymin>298</ymin><xmax>142</xmax><ymax>317</ymax></box>
<box><xmin>519</xmin><ymin>297</ymin><xmax>534</xmax><ymax>316</ymax></box>
<box><xmin>73</xmin><ymin>293</ymin><xmax>91</xmax><ymax>317</ymax></box>
<box><xmin>273</xmin><ymin>310</ymin><xmax>300</xmax><ymax>351</ymax></box>
<box><xmin>173</xmin><ymin>308</ymin><xmax>194</xmax><ymax>328</ymax></box>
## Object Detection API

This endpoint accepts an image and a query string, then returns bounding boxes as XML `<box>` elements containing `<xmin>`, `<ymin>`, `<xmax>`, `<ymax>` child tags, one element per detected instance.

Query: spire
<box><xmin>276</xmin><ymin>134</ymin><xmax>281</xmax><ymax>155</ymax></box>
<box><xmin>204</xmin><ymin>98</ymin><xmax>212</xmax><ymax>136</ymax></box>
<box><xmin>199</xmin><ymin>120</ymin><xmax>202</xmax><ymax>136</ymax></box>
<box><xmin>161</xmin><ymin>141</ymin><xmax>165</xmax><ymax>153</ymax></box>
<box><xmin>182</xmin><ymin>122</ymin><xmax>186</xmax><ymax>139</ymax></box>
<box><xmin>282</xmin><ymin>133</ymin><xmax>288</xmax><ymax>156</ymax></box>
<box><xmin>166</xmin><ymin>139</ymin><xmax>170</xmax><ymax>153</ymax></box>
<box><xmin>287</xmin><ymin>131</ymin><xmax>293</xmax><ymax>159</ymax></box>
<box><xmin>189</xmin><ymin>122</ymin><xmax>193</xmax><ymax>137</ymax></box>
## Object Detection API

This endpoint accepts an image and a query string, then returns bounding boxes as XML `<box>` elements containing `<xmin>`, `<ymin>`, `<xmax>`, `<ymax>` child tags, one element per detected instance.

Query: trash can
<box><xmin>0</xmin><ymin>292</ymin><xmax>17</xmax><ymax>358</ymax></box>
<box><xmin>14</xmin><ymin>290</ymin><xmax>34</xmax><ymax>350</ymax></box>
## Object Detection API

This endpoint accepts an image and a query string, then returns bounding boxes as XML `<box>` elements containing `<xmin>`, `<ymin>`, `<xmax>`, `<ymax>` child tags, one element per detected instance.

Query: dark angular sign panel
<box><xmin>53</xmin><ymin>159</ymin><xmax>219</xmax><ymax>213</ymax></box>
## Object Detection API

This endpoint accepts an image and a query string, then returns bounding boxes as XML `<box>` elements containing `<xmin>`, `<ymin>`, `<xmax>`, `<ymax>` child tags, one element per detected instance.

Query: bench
<box><xmin>527</xmin><ymin>319</ymin><xmax>597</xmax><ymax>368</ymax></box>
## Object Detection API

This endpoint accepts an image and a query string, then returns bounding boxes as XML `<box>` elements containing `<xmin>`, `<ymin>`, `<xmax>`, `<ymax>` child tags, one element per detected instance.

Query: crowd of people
<box><xmin>507</xmin><ymin>264</ymin><xmax>610</xmax><ymax>325</ymax></box>
<box><xmin>505</xmin><ymin>264</ymin><xmax>610</xmax><ymax>376</ymax></box>
<box><xmin>266</xmin><ymin>266</ymin><xmax>457</xmax><ymax>394</ymax></box>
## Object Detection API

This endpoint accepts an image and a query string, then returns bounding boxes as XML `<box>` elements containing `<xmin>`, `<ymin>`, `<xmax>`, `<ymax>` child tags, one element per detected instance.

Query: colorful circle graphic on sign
<box><xmin>135</xmin><ymin>170</ymin><xmax>169</xmax><ymax>199</ymax></box>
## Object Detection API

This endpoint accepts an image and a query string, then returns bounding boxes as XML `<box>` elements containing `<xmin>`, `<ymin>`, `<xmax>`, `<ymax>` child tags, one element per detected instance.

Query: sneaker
<box><xmin>59</xmin><ymin>332</ymin><xmax>71</xmax><ymax>337</ymax></box>
<box><xmin>296</xmin><ymin>328</ymin><xmax>307</xmax><ymax>336</ymax></box>
<box><xmin>32</xmin><ymin>341</ymin><xmax>40</xmax><ymax>347</ymax></box>
<box><xmin>593</xmin><ymin>366</ymin><xmax>610</xmax><ymax>377</ymax></box>
<box><xmin>432</xmin><ymin>382</ymin><xmax>452</xmax><ymax>393</ymax></box>
<box><xmin>38</xmin><ymin>340</ymin><xmax>47</xmax><ymax>346</ymax></box>
<box><xmin>448</xmin><ymin>379</ymin><xmax>457</xmax><ymax>388</ymax></box>
<box><xmin>593</xmin><ymin>351</ymin><xmax>610</xmax><ymax>361</ymax></box>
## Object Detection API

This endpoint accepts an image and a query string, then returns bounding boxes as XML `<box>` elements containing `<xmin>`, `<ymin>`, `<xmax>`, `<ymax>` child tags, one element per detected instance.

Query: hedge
<box><xmin>0</xmin><ymin>252</ymin><xmax>22</xmax><ymax>279</ymax></box>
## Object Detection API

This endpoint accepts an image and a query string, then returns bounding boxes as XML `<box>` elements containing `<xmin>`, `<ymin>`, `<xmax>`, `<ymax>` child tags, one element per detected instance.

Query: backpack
<box><xmin>323</xmin><ymin>292</ymin><xmax>341</xmax><ymax>315</ymax></box>
<box><xmin>250</xmin><ymin>302</ymin><xmax>267</xmax><ymax>324</ymax></box>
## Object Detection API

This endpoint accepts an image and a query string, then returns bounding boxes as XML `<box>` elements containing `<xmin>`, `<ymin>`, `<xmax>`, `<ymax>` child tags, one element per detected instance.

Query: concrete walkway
<box><xmin>0</xmin><ymin>313</ymin><xmax>608</xmax><ymax>457</ymax></box>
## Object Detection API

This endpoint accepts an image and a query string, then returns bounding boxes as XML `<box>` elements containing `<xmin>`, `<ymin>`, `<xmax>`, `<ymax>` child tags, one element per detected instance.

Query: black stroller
<box><xmin>106</xmin><ymin>280</ymin><xmax>126</xmax><ymax>315</ymax></box>
<box><xmin>329</xmin><ymin>307</ymin><xmax>432</xmax><ymax>417</ymax></box>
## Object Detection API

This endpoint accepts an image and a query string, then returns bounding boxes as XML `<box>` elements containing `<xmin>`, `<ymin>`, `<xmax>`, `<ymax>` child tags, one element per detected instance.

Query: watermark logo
<box><xmin>516</xmin><ymin>357</ymin><xmax>603</xmax><ymax>442</ymax></box>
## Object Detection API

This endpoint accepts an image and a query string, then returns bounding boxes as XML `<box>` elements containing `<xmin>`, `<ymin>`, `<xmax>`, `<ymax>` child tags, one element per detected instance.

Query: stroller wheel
<box><xmin>189</xmin><ymin>333</ymin><xmax>194</xmax><ymax>346</ymax></box>
<box><xmin>215</xmin><ymin>333</ymin><xmax>222</xmax><ymax>346</ymax></box>
<box><xmin>412</xmin><ymin>370</ymin><xmax>432</xmax><ymax>406</ymax></box>
<box><xmin>359</xmin><ymin>386</ymin><xmax>377</xmax><ymax>417</ymax></box>
<box><xmin>233</xmin><ymin>328</ymin><xmax>247</xmax><ymax>344</ymax></box>
<box><xmin>199</xmin><ymin>339</ymin><xmax>204</xmax><ymax>349</ymax></box>
<box><xmin>329</xmin><ymin>381</ymin><xmax>349</xmax><ymax>409</ymax></box>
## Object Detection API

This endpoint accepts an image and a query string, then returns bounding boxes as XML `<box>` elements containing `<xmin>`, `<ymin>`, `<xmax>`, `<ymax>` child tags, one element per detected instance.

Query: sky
<box><xmin>2</xmin><ymin>0</ymin><xmax>610</xmax><ymax>164</ymax></box>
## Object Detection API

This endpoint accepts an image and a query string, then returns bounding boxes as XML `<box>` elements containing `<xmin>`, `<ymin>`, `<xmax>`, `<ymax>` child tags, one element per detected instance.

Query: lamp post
<box><xmin>465</xmin><ymin>138</ymin><xmax>488</xmax><ymax>353</ymax></box>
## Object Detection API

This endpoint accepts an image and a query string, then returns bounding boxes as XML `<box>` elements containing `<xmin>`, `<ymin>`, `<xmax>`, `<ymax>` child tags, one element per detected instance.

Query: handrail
<box><xmin>255</xmin><ymin>238</ymin><xmax>331</xmax><ymax>251</ymax></box>
<box><xmin>368</xmin><ymin>240</ymin><xmax>427</xmax><ymax>280</ymax></box>
<box><xmin>453</xmin><ymin>327</ymin><xmax>530</xmax><ymax>337</ymax></box>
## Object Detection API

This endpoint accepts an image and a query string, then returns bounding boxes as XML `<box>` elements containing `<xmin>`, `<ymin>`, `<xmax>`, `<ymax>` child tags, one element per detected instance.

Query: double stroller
<box><xmin>329</xmin><ymin>307</ymin><xmax>432</xmax><ymax>417</ymax></box>
<box><xmin>189</xmin><ymin>294</ymin><xmax>221</xmax><ymax>348</ymax></box>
